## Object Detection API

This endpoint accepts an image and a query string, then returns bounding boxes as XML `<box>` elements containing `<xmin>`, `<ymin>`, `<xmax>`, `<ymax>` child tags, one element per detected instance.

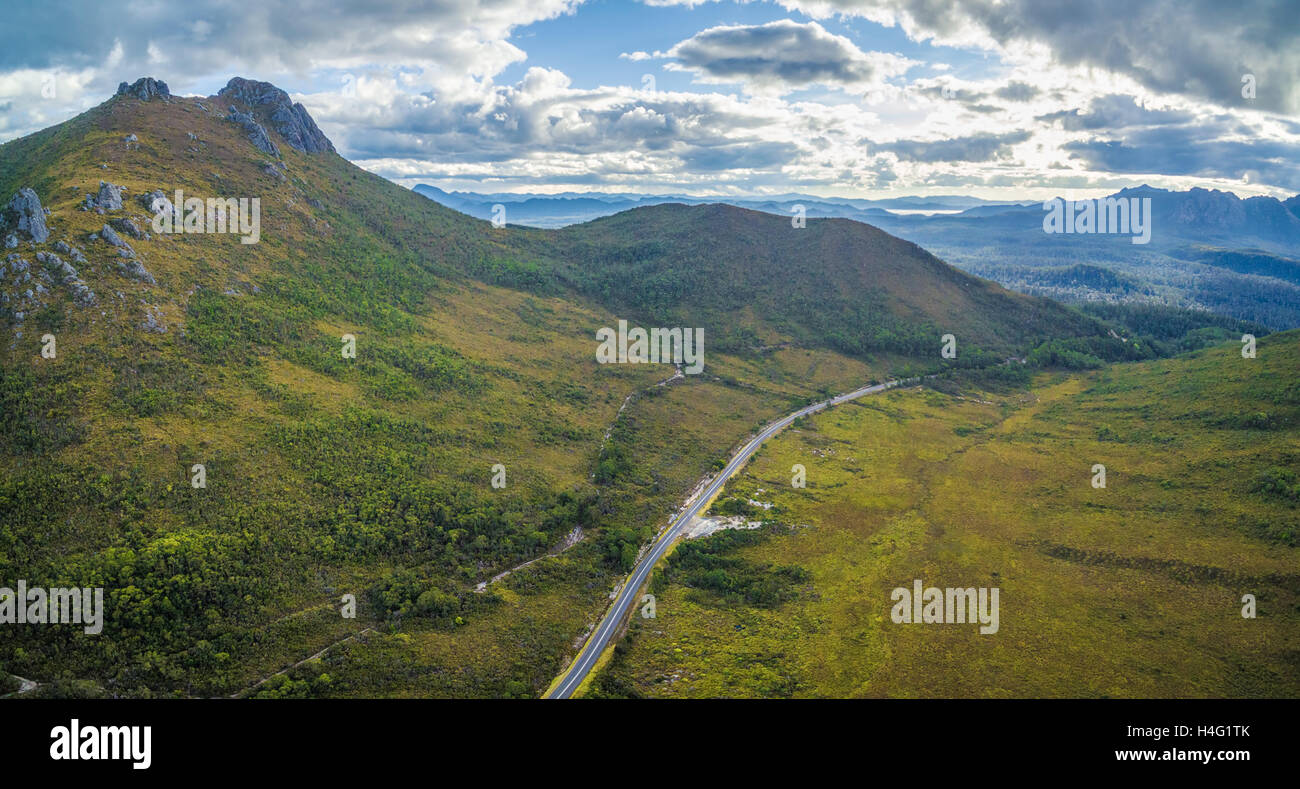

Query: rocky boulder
<box><xmin>53</xmin><ymin>240</ymin><xmax>88</xmax><ymax>263</ymax></box>
<box><xmin>139</xmin><ymin>189</ymin><xmax>174</xmax><ymax>217</ymax></box>
<box><xmin>96</xmin><ymin>181</ymin><xmax>124</xmax><ymax>210</ymax></box>
<box><xmin>141</xmin><ymin>304</ymin><xmax>167</xmax><ymax>333</ymax></box>
<box><xmin>111</xmin><ymin>217</ymin><xmax>149</xmax><ymax>240</ymax></box>
<box><xmin>118</xmin><ymin>258</ymin><xmax>157</xmax><ymax>286</ymax></box>
<box><xmin>262</xmin><ymin>161</ymin><xmax>287</xmax><ymax>182</ymax></box>
<box><xmin>99</xmin><ymin>223</ymin><xmax>135</xmax><ymax>257</ymax></box>
<box><xmin>83</xmin><ymin>181</ymin><xmax>127</xmax><ymax>213</ymax></box>
<box><xmin>4</xmin><ymin>188</ymin><xmax>50</xmax><ymax>243</ymax></box>
<box><xmin>1</xmin><ymin>254</ymin><xmax>38</xmax><ymax>329</ymax></box>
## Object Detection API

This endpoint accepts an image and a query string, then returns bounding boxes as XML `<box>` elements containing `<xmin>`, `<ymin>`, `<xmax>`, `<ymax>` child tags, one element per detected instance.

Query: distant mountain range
<box><xmin>415</xmin><ymin>183</ymin><xmax>1300</xmax><ymax>328</ymax></box>
<box><xmin>864</xmin><ymin>186</ymin><xmax>1300</xmax><ymax>329</ymax></box>
<box><xmin>412</xmin><ymin>184</ymin><xmax>1029</xmax><ymax>226</ymax></box>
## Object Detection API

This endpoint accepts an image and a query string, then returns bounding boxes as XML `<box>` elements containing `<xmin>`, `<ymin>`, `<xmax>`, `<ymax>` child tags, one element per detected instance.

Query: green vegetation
<box><xmin>0</xmin><ymin>87</ymin><xmax>930</xmax><ymax>697</ymax></box>
<box><xmin>1250</xmin><ymin>467</ymin><xmax>1300</xmax><ymax>504</ymax></box>
<box><xmin>4</xmin><ymin>84</ymin><xmax>1293</xmax><ymax>699</ymax></box>
<box><xmin>535</xmin><ymin>205</ymin><xmax>1113</xmax><ymax>363</ymax></box>
<box><xmin>592</xmin><ymin>332</ymin><xmax>1300</xmax><ymax>698</ymax></box>
<box><xmin>1082</xmin><ymin>302</ymin><xmax>1270</xmax><ymax>354</ymax></box>
<box><xmin>654</xmin><ymin>528</ymin><xmax>810</xmax><ymax>608</ymax></box>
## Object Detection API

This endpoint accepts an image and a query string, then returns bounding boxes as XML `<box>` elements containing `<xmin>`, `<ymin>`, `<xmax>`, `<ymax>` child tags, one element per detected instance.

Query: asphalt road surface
<box><xmin>545</xmin><ymin>377</ymin><xmax>909</xmax><ymax>698</ymax></box>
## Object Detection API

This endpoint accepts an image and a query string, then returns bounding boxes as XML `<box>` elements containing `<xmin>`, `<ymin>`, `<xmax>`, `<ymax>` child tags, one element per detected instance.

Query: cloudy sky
<box><xmin>2</xmin><ymin>0</ymin><xmax>1298</xmax><ymax>199</ymax></box>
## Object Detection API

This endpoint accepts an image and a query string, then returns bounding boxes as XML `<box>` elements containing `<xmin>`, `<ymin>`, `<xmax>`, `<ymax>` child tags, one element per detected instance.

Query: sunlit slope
<box><xmin>594</xmin><ymin>333</ymin><xmax>1300</xmax><ymax>698</ymax></box>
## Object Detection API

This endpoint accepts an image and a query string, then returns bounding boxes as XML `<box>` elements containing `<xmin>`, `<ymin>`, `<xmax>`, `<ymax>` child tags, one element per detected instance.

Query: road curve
<box><xmin>545</xmin><ymin>377</ymin><xmax>911</xmax><ymax>698</ymax></box>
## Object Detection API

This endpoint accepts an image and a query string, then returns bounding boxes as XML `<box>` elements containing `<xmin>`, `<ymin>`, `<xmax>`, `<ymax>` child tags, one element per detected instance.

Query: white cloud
<box><xmin>662</xmin><ymin>19</ymin><xmax>916</xmax><ymax>94</ymax></box>
<box><xmin>2</xmin><ymin>0</ymin><xmax>1297</xmax><ymax>198</ymax></box>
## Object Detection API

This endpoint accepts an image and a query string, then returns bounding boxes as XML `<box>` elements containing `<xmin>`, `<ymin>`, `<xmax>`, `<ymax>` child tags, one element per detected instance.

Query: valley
<box><xmin>587</xmin><ymin>335</ymin><xmax>1300</xmax><ymax>698</ymax></box>
<box><xmin>0</xmin><ymin>77</ymin><xmax>1294</xmax><ymax>701</ymax></box>
<box><xmin>4</xmin><ymin>1</ymin><xmax>1300</xmax><ymax>777</ymax></box>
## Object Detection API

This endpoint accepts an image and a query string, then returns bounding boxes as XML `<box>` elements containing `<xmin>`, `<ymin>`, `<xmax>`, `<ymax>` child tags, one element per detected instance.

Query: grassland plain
<box><xmin>591</xmin><ymin>333</ymin><xmax>1300</xmax><ymax>698</ymax></box>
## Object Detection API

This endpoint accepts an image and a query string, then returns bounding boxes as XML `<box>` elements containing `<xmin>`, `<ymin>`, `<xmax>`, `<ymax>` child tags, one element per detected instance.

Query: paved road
<box><xmin>544</xmin><ymin>377</ymin><xmax>910</xmax><ymax>698</ymax></box>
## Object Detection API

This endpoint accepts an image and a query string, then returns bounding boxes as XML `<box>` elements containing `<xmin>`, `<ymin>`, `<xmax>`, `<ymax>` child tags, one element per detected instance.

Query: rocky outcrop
<box><xmin>116</xmin><ymin>77</ymin><xmax>170</xmax><ymax>101</ymax></box>
<box><xmin>139</xmin><ymin>189</ymin><xmax>174</xmax><ymax>217</ymax></box>
<box><xmin>35</xmin><ymin>251</ymin><xmax>95</xmax><ymax>306</ymax></box>
<box><xmin>98</xmin><ymin>223</ymin><xmax>135</xmax><ymax>257</ymax></box>
<box><xmin>262</xmin><ymin>161</ymin><xmax>287</xmax><ymax>182</ymax></box>
<box><xmin>1169</xmin><ymin>187</ymin><xmax>1248</xmax><ymax>229</ymax></box>
<box><xmin>98</xmin><ymin>181</ymin><xmax>123</xmax><ymax>210</ymax></box>
<box><xmin>1</xmin><ymin>254</ymin><xmax>37</xmax><ymax>329</ymax></box>
<box><xmin>2</xmin><ymin>254</ymin><xmax>31</xmax><ymax>290</ymax></box>
<box><xmin>141</xmin><ymin>304</ymin><xmax>167</xmax><ymax>333</ymax></box>
<box><xmin>218</xmin><ymin>77</ymin><xmax>335</xmax><ymax>154</ymax></box>
<box><xmin>52</xmin><ymin>240</ymin><xmax>88</xmax><ymax>263</ymax></box>
<box><xmin>227</xmin><ymin>108</ymin><xmax>281</xmax><ymax>157</ymax></box>
<box><xmin>2</xmin><ymin>249</ymin><xmax>96</xmax><ymax>333</ymax></box>
<box><xmin>4</xmin><ymin>188</ymin><xmax>50</xmax><ymax>243</ymax></box>
<box><xmin>118</xmin><ymin>258</ymin><xmax>157</xmax><ymax>286</ymax></box>
<box><xmin>111</xmin><ymin>217</ymin><xmax>149</xmax><ymax>240</ymax></box>
<box><xmin>83</xmin><ymin>181</ymin><xmax>126</xmax><ymax>213</ymax></box>
<box><xmin>98</xmin><ymin>219</ymin><xmax>157</xmax><ymax>283</ymax></box>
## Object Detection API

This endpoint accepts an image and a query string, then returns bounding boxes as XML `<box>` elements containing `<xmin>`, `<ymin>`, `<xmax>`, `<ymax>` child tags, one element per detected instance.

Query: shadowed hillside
<box><xmin>541</xmin><ymin>202</ymin><xmax>1103</xmax><ymax>358</ymax></box>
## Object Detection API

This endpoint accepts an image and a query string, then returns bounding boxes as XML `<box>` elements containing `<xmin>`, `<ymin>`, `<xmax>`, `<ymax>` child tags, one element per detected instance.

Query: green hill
<box><xmin>538</xmin><ymin>202</ymin><xmax>1104</xmax><ymax>359</ymax></box>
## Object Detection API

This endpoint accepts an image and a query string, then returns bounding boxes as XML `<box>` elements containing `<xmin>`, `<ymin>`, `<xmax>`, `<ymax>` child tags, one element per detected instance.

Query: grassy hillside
<box><xmin>535</xmin><ymin>203</ymin><xmax>1105</xmax><ymax>360</ymax></box>
<box><xmin>591</xmin><ymin>332</ymin><xmax>1300</xmax><ymax>698</ymax></box>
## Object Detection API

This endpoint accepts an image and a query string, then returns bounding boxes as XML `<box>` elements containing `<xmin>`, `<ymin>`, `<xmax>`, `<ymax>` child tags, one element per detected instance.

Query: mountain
<box><xmin>536</xmin><ymin>202</ymin><xmax>1101</xmax><ymax>359</ymax></box>
<box><xmin>416</xmin><ymin>181</ymin><xmax>1300</xmax><ymax>329</ymax></box>
<box><xmin>414</xmin><ymin>182</ymin><xmax>1300</xmax><ymax>245</ymax></box>
<box><xmin>412</xmin><ymin>184</ymin><xmax>1022</xmax><ymax>229</ymax></box>
<box><xmin>0</xmin><ymin>76</ymin><xmax>1222</xmax><ymax>698</ymax></box>
<box><xmin>863</xmin><ymin>186</ymin><xmax>1300</xmax><ymax>329</ymax></box>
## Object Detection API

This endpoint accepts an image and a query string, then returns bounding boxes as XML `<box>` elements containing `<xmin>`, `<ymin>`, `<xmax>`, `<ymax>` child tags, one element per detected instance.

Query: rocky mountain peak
<box><xmin>217</xmin><ymin>77</ymin><xmax>335</xmax><ymax>154</ymax></box>
<box><xmin>1284</xmin><ymin>195</ymin><xmax>1300</xmax><ymax>221</ymax></box>
<box><xmin>116</xmin><ymin>77</ymin><xmax>170</xmax><ymax>101</ymax></box>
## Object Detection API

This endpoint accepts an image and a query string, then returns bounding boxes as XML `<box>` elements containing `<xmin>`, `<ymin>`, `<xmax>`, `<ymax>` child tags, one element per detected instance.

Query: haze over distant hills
<box><xmin>412</xmin><ymin>184</ymin><xmax>1027</xmax><ymax>227</ymax></box>
<box><xmin>416</xmin><ymin>184</ymin><xmax>1300</xmax><ymax>329</ymax></box>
